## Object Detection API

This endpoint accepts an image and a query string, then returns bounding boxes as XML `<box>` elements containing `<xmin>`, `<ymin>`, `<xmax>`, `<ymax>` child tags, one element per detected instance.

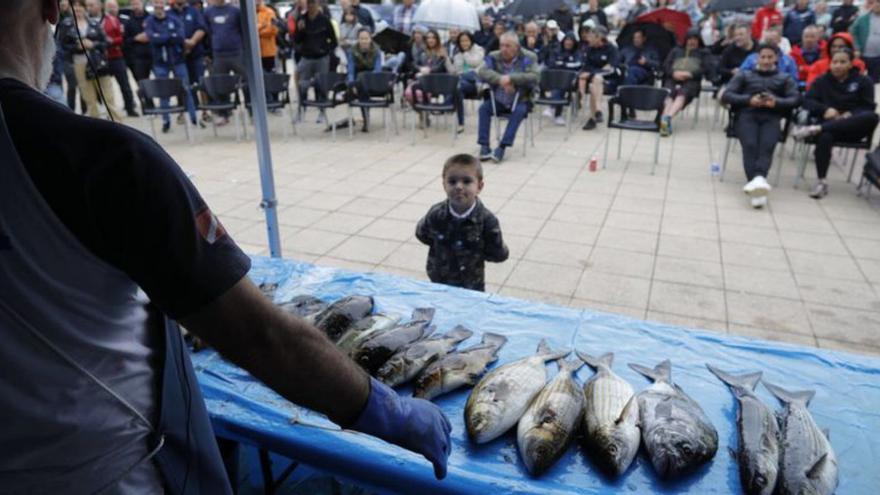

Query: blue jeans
<box><xmin>864</xmin><ymin>56</ymin><xmax>880</xmax><ymax>83</ymax></box>
<box><xmin>153</xmin><ymin>63</ymin><xmax>197</xmax><ymax>125</ymax></box>
<box><xmin>624</xmin><ymin>64</ymin><xmax>652</xmax><ymax>86</ymax></box>
<box><xmin>185</xmin><ymin>55</ymin><xmax>206</xmax><ymax>106</ymax></box>
<box><xmin>478</xmin><ymin>99</ymin><xmax>528</xmax><ymax>148</ymax></box>
<box><xmin>455</xmin><ymin>74</ymin><xmax>478</xmax><ymax>125</ymax></box>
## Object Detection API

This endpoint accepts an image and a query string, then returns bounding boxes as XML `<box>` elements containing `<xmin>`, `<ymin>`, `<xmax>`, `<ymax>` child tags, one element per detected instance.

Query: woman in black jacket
<box><xmin>795</xmin><ymin>48</ymin><xmax>879</xmax><ymax>198</ymax></box>
<box><xmin>722</xmin><ymin>44</ymin><xmax>801</xmax><ymax>208</ymax></box>
<box><xmin>659</xmin><ymin>29</ymin><xmax>709</xmax><ymax>136</ymax></box>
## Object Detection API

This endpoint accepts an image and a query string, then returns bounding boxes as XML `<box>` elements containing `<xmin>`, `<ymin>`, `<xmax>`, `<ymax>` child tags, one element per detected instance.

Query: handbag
<box><xmin>85</xmin><ymin>48</ymin><xmax>109</xmax><ymax>80</ymax></box>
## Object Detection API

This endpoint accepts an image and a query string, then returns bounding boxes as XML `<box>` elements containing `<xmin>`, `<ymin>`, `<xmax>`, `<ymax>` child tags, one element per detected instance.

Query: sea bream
<box><xmin>310</xmin><ymin>296</ymin><xmax>374</xmax><ymax>341</ymax></box>
<box><xmin>629</xmin><ymin>360</ymin><xmax>718</xmax><ymax>479</ymax></box>
<box><xmin>578</xmin><ymin>351</ymin><xmax>640</xmax><ymax>477</ymax></box>
<box><xmin>763</xmin><ymin>381</ymin><xmax>838</xmax><ymax>495</ymax></box>
<box><xmin>465</xmin><ymin>340</ymin><xmax>569</xmax><ymax>444</ymax></box>
<box><xmin>376</xmin><ymin>325</ymin><xmax>473</xmax><ymax>387</ymax></box>
<box><xmin>278</xmin><ymin>295</ymin><xmax>328</xmax><ymax>319</ymax></box>
<box><xmin>353</xmin><ymin>310</ymin><xmax>436</xmax><ymax>374</ymax></box>
<box><xmin>516</xmin><ymin>359</ymin><xmax>585</xmax><ymax>476</ymax></box>
<box><xmin>336</xmin><ymin>313</ymin><xmax>402</xmax><ymax>355</ymax></box>
<box><xmin>706</xmin><ymin>365</ymin><xmax>779</xmax><ymax>495</ymax></box>
<box><xmin>412</xmin><ymin>332</ymin><xmax>507</xmax><ymax>400</ymax></box>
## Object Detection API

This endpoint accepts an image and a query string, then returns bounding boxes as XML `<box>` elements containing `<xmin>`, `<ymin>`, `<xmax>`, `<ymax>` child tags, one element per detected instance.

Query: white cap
<box><xmin>546</xmin><ymin>20</ymin><xmax>559</xmax><ymax>30</ymax></box>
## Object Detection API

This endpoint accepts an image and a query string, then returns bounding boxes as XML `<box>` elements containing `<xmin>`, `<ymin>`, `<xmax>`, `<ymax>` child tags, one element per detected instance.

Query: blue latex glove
<box><xmin>351</xmin><ymin>377</ymin><xmax>452</xmax><ymax>479</ymax></box>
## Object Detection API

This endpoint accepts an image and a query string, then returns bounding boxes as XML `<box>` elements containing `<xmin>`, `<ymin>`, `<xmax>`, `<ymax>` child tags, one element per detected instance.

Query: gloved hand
<box><xmin>351</xmin><ymin>377</ymin><xmax>452</xmax><ymax>479</ymax></box>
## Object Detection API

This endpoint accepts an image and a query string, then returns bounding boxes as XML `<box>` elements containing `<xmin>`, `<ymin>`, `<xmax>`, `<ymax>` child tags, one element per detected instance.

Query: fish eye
<box><xmin>681</xmin><ymin>444</ymin><xmax>692</xmax><ymax>455</ymax></box>
<box><xmin>608</xmin><ymin>444</ymin><xmax>618</xmax><ymax>455</ymax></box>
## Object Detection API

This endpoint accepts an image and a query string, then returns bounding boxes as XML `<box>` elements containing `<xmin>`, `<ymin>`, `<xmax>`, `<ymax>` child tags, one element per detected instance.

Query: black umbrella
<box><xmin>617</xmin><ymin>22</ymin><xmax>677</xmax><ymax>64</ymax></box>
<box><xmin>704</xmin><ymin>0</ymin><xmax>766</xmax><ymax>13</ymax></box>
<box><xmin>502</xmin><ymin>0</ymin><xmax>569</xmax><ymax>21</ymax></box>
<box><xmin>373</xmin><ymin>28</ymin><xmax>411</xmax><ymax>55</ymax></box>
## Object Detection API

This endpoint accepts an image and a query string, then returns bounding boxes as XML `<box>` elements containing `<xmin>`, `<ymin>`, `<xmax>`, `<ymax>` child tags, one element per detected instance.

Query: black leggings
<box><xmin>814</xmin><ymin>112</ymin><xmax>880</xmax><ymax>179</ymax></box>
<box><xmin>736</xmin><ymin>109</ymin><xmax>781</xmax><ymax>181</ymax></box>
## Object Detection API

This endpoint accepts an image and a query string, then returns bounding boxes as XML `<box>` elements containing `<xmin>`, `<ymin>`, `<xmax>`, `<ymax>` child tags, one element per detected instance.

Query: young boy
<box><xmin>416</xmin><ymin>154</ymin><xmax>509</xmax><ymax>292</ymax></box>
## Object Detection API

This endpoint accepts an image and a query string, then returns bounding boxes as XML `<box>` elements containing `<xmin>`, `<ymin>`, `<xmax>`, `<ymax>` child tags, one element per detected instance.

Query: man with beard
<box><xmin>0</xmin><ymin>0</ymin><xmax>451</xmax><ymax>491</ymax></box>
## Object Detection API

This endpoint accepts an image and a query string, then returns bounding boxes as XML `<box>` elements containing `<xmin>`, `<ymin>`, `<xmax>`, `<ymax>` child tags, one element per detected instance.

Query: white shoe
<box><xmin>750</xmin><ymin>196</ymin><xmax>768</xmax><ymax>208</ymax></box>
<box><xmin>554</xmin><ymin>116</ymin><xmax>567</xmax><ymax>126</ymax></box>
<box><xmin>542</xmin><ymin>107</ymin><xmax>554</xmax><ymax>118</ymax></box>
<box><xmin>743</xmin><ymin>176</ymin><xmax>771</xmax><ymax>197</ymax></box>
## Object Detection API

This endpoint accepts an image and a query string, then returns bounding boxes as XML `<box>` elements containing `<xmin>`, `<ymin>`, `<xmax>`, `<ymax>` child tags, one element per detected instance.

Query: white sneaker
<box><xmin>743</xmin><ymin>176</ymin><xmax>771</xmax><ymax>197</ymax></box>
<box><xmin>554</xmin><ymin>116</ymin><xmax>567</xmax><ymax>126</ymax></box>
<box><xmin>542</xmin><ymin>107</ymin><xmax>554</xmax><ymax>118</ymax></box>
<box><xmin>750</xmin><ymin>196</ymin><xmax>768</xmax><ymax>208</ymax></box>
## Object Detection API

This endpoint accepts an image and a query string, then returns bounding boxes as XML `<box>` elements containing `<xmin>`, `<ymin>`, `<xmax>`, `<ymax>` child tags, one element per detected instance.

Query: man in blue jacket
<box><xmin>170</xmin><ymin>0</ymin><xmax>208</xmax><ymax>118</ymax></box>
<box><xmin>205</xmin><ymin>0</ymin><xmax>245</xmax><ymax>77</ymax></box>
<box><xmin>783</xmin><ymin>0</ymin><xmax>815</xmax><ymax>45</ymax></box>
<box><xmin>740</xmin><ymin>25</ymin><xmax>799</xmax><ymax>82</ymax></box>
<box><xmin>145</xmin><ymin>0</ymin><xmax>198</xmax><ymax>132</ymax></box>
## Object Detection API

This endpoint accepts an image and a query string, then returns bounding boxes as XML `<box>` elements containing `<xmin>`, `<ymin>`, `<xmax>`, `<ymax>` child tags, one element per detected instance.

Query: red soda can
<box><xmin>589</xmin><ymin>156</ymin><xmax>598</xmax><ymax>172</ymax></box>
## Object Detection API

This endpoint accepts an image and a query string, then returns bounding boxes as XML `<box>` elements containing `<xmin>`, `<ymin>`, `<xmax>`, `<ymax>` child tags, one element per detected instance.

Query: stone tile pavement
<box><xmin>126</xmin><ymin>95</ymin><xmax>880</xmax><ymax>356</ymax></box>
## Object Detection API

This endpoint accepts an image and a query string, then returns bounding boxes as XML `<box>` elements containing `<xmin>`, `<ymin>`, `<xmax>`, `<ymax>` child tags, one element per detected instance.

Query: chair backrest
<box><xmin>313</xmin><ymin>72</ymin><xmax>347</xmax><ymax>93</ymax></box>
<box><xmin>539</xmin><ymin>69</ymin><xmax>578</xmax><ymax>93</ymax></box>
<box><xmin>139</xmin><ymin>78</ymin><xmax>185</xmax><ymax>100</ymax></box>
<box><xmin>616</xmin><ymin>85</ymin><xmax>669</xmax><ymax>111</ymax></box>
<box><xmin>418</xmin><ymin>74</ymin><xmax>460</xmax><ymax>97</ymax></box>
<box><xmin>357</xmin><ymin>71</ymin><xmax>396</xmax><ymax>96</ymax></box>
<box><xmin>264</xmin><ymin>73</ymin><xmax>291</xmax><ymax>94</ymax></box>
<box><xmin>201</xmin><ymin>74</ymin><xmax>240</xmax><ymax>100</ymax></box>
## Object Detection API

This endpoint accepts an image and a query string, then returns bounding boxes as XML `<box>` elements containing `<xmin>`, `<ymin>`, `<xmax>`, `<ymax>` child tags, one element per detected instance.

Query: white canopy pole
<box><xmin>239</xmin><ymin>0</ymin><xmax>282</xmax><ymax>258</ymax></box>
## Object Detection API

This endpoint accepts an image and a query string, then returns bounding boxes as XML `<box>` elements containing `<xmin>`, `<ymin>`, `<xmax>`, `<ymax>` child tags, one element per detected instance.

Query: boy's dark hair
<box><xmin>442</xmin><ymin>154</ymin><xmax>483</xmax><ymax>180</ymax></box>
<box><xmin>756</xmin><ymin>43</ymin><xmax>778</xmax><ymax>55</ymax></box>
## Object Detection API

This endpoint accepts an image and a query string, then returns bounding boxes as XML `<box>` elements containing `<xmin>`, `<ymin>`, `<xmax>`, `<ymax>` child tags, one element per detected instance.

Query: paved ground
<box><xmin>126</xmin><ymin>96</ymin><xmax>880</xmax><ymax>356</ymax></box>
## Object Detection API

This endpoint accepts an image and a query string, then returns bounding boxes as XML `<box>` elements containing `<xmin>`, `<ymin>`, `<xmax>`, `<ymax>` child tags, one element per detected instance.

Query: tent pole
<box><xmin>240</xmin><ymin>0</ymin><xmax>282</xmax><ymax>258</ymax></box>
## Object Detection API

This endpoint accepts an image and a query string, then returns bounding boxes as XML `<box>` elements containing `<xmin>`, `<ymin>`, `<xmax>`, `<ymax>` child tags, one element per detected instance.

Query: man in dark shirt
<box><xmin>830</xmin><ymin>0</ymin><xmax>858</xmax><ymax>34</ymax></box>
<box><xmin>169</xmin><ymin>0</ymin><xmax>207</xmax><ymax>121</ymax></box>
<box><xmin>294</xmin><ymin>0</ymin><xmax>337</xmax><ymax>120</ymax></box>
<box><xmin>204</xmin><ymin>0</ymin><xmax>245</xmax><ymax>78</ymax></box>
<box><xmin>0</xmin><ymin>0</ymin><xmax>450</xmax><ymax>487</ymax></box>
<box><xmin>719</xmin><ymin>24</ymin><xmax>756</xmax><ymax>86</ymax></box>
<box><xmin>620</xmin><ymin>28</ymin><xmax>659</xmax><ymax>86</ymax></box>
<box><xmin>349</xmin><ymin>0</ymin><xmax>374</xmax><ymax>33</ymax></box>
<box><xmin>121</xmin><ymin>0</ymin><xmax>153</xmax><ymax>109</ymax></box>
<box><xmin>579</xmin><ymin>26</ymin><xmax>618</xmax><ymax>130</ymax></box>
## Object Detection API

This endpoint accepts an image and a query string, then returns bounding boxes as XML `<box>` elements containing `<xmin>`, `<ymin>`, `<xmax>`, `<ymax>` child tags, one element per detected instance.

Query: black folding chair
<box><xmin>794</xmin><ymin>119</ymin><xmax>879</xmax><ymax>188</ymax></box>
<box><xmin>347</xmin><ymin>72</ymin><xmax>398</xmax><ymax>141</ymax></box>
<box><xmin>721</xmin><ymin>109</ymin><xmax>795</xmax><ymax>186</ymax></box>
<box><xmin>603</xmin><ymin>85</ymin><xmax>669</xmax><ymax>172</ymax></box>
<box><xmin>138</xmin><ymin>78</ymin><xmax>192</xmax><ymax>142</ymax></box>
<box><xmin>244</xmin><ymin>73</ymin><xmax>296</xmax><ymax>139</ymax></box>
<box><xmin>409</xmin><ymin>73</ymin><xmax>460</xmax><ymax>144</ymax></box>
<box><xmin>299</xmin><ymin>72</ymin><xmax>349</xmax><ymax>140</ymax></box>
<box><xmin>199</xmin><ymin>74</ymin><xmax>244</xmax><ymax>140</ymax></box>
<box><xmin>533</xmin><ymin>69</ymin><xmax>579</xmax><ymax>138</ymax></box>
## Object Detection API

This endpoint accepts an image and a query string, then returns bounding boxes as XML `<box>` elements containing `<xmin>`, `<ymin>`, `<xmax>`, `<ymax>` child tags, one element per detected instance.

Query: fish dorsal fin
<box><xmin>628</xmin><ymin>360</ymin><xmax>671</xmax><ymax>383</ymax></box>
<box><xmin>481</xmin><ymin>332</ymin><xmax>508</xmax><ymax>351</ymax></box>
<box><xmin>410</xmin><ymin>307</ymin><xmax>435</xmax><ymax>324</ymax></box>
<box><xmin>763</xmin><ymin>380</ymin><xmax>815</xmax><ymax>407</ymax></box>
<box><xmin>806</xmin><ymin>453</ymin><xmax>830</xmax><ymax>480</ymax></box>
<box><xmin>560</xmin><ymin>358</ymin><xmax>585</xmax><ymax>375</ymax></box>
<box><xmin>535</xmin><ymin>339</ymin><xmax>569</xmax><ymax>362</ymax></box>
<box><xmin>706</xmin><ymin>364</ymin><xmax>762</xmax><ymax>394</ymax></box>
<box><xmin>445</xmin><ymin>325</ymin><xmax>474</xmax><ymax>342</ymax></box>
<box><xmin>576</xmin><ymin>351</ymin><xmax>614</xmax><ymax>371</ymax></box>
<box><xmin>615</xmin><ymin>394</ymin><xmax>638</xmax><ymax>426</ymax></box>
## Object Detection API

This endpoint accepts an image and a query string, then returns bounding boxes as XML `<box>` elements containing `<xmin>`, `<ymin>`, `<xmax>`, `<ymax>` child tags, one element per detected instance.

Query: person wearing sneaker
<box><xmin>659</xmin><ymin>29</ymin><xmax>709</xmax><ymax>137</ymax></box>
<box><xmin>451</xmin><ymin>31</ymin><xmax>484</xmax><ymax>133</ymax></box>
<box><xmin>798</xmin><ymin>48</ymin><xmax>878</xmax><ymax>198</ymax></box>
<box><xmin>145</xmin><ymin>0</ymin><xmax>199</xmax><ymax>132</ymax></box>
<box><xmin>722</xmin><ymin>44</ymin><xmax>801</xmax><ymax>208</ymax></box>
<box><xmin>577</xmin><ymin>25</ymin><xmax>618</xmax><ymax>131</ymax></box>
<box><xmin>477</xmin><ymin>32</ymin><xmax>539</xmax><ymax>163</ymax></box>
<box><xmin>546</xmin><ymin>34</ymin><xmax>583</xmax><ymax>126</ymax></box>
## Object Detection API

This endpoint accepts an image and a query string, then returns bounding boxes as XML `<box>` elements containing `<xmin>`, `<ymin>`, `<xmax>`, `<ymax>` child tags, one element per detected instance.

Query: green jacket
<box><xmin>849</xmin><ymin>13</ymin><xmax>872</xmax><ymax>53</ymax></box>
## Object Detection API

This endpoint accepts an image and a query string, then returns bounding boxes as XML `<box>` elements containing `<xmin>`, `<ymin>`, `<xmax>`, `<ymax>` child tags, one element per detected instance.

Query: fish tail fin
<box><xmin>560</xmin><ymin>358</ymin><xmax>585</xmax><ymax>374</ymax></box>
<box><xmin>446</xmin><ymin>325</ymin><xmax>473</xmax><ymax>342</ymax></box>
<box><xmin>706</xmin><ymin>364</ymin><xmax>762</xmax><ymax>393</ymax></box>
<box><xmin>481</xmin><ymin>332</ymin><xmax>508</xmax><ymax>352</ymax></box>
<box><xmin>410</xmin><ymin>307</ymin><xmax>435</xmax><ymax>323</ymax></box>
<box><xmin>536</xmin><ymin>339</ymin><xmax>570</xmax><ymax>362</ymax></box>
<box><xmin>576</xmin><ymin>351</ymin><xmax>613</xmax><ymax>370</ymax></box>
<box><xmin>763</xmin><ymin>380</ymin><xmax>815</xmax><ymax>407</ymax></box>
<box><xmin>628</xmin><ymin>359</ymin><xmax>671</xmax><ymax>383</ymax></box>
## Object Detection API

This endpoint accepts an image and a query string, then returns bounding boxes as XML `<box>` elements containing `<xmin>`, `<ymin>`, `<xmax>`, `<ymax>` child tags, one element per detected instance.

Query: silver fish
<box><xmin>707</xmin><ymin>365</ymin><xmax>779</xmax><ymax>495</ymax></box>
<box><xmin>376</xmin><ymin>325</ymin><xmax>473</xmax><ymax>387</ymax></box>
<box><xmin>629</xmin><ymin>360</ymin><xmax>718</xmax><ymax>479</ymax></box>
<box><xmin>353</xmin><ymin>309</ymin><xmax>436</xmax><ymax>374</ymax></box>
<box><xmin>311</xmin><ymin>295</ymin><xmax>374</xmax><ymax>341</ymax></box>
<box><xmin>465</xmin><ymin>340</ymin><xmax>569</xmax><ymax>444</ymax></box>
<box><xmin>578</xmin><ymin>351</ymin><xmax>640</xmax><ymax>477</ymax></box>
<box><xmin>336</xmin><ymin>313</ymin><xmax>402</xmax><ymax>355</ymax></box>
<box><xmin>517</xmin><ymin>359</ymin><xmax>585</xmax><ymax>476</ymax></box>
<box><xmin>763</xmin><ymin>381</ymin><xmax>838</xmax><ymax>495</ymax></box>
<box><xmin>412</xmin><ymin>332</ymin><xmax>507</xmax><ymax>400</ymax></box>
<box><xmin>278</xmin><ymin>295</ymin><xmax>328</xmax><ymax>319</ymax></box>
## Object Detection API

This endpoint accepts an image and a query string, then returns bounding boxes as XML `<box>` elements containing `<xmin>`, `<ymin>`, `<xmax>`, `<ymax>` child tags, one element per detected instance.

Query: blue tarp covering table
<box><xmin>191</xmin><ymin>256</ymin><xmax>880</xmax><ymax>494</ymax></box>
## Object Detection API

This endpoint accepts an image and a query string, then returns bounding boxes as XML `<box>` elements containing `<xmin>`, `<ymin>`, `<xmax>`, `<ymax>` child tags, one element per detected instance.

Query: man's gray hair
<box><xmin>499</xmin><ymin>31</ymin><xmax>520</xmax><ymax>46</ymax></box>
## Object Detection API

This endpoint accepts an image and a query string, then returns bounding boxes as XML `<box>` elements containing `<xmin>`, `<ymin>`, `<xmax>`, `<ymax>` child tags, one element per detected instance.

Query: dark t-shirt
<box><xmin>0</xmin><ymin>78</ymin><xmax>250</xmax><ymax>319</ymax></box>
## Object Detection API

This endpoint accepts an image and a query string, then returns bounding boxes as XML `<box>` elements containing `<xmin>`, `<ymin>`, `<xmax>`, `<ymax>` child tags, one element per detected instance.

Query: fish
<box><xmin>516</xmin><ymin>358</ymin><xmax>585</xmax><ymax>476</ymax></box>
<box><xmin>376</xmin><ymin>325</ymin><xmax>474</xmax><ymax>387</ymax></box>
<box><xmin>577</xmin><ymin>351</ymin><xmax>640</xmax><ymax>477</ymax></box>
<box><xmin>629</xmin><ymin>360</ymin><xmax>718</xmax><ymax>479</ymax></box>
<box><xmin>259</xmin><ymin>282</ymin><xmax>278</xmax><ymax>299</ymax></box>
<box><xmin>763</xmin><ymin>381</ymin><xmax>838</xmax><ymax>495</ymax></box>
<box><xmin>311</xmin><ymin>295</ymin><xmax>374</xmax><ymax>341</ymax></box>
<box><xmin>465</xmin><ymin>340</ymin><xmax>569</xmax><ymax>444</ymax></box>
<box><xmin>336</xmin><ymin>313</ymin><xmax>402</xmax><ymax>355</ymax></box>
<box><xmin>353</xmin><ymin>308</ymin><xmax>436</xmax><ymax>374</ymax></box>
<box><xmin>278</xmin><ymin>295</ymin><xmax>328</xmax><ymax>319</ymax></box>
<box><xmin>706</xmin><ymin>365</ymin><xmax>779</xmax><ymax>495</ymax></box>
<box><xmin>412</xmin><ymin>332</ymin><xmax>508</xmax><ymax>400</ymax></box>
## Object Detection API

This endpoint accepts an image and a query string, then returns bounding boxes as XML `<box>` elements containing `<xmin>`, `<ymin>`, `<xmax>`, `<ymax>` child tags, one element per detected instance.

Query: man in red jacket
<box><xmin>751</xmin><ymin>0</ymin><xmax>783</xmax><ymax>42</ymax></box>
<box><xmin>790</xmin><ymin>25</ymin><xmax>826</xmax><ymax>82</ymax></box>
<box><xmin>96</xmin><ymin>0</ymin><xmax>139</xmax><ymax>116</ymax></box>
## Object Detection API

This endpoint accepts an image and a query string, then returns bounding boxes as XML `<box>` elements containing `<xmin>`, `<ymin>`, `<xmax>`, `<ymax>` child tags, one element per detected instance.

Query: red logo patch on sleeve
<box><xmin>194</xmin><ymin>207</ymin><xmax>227</xmax><ymax>244</ymax></box>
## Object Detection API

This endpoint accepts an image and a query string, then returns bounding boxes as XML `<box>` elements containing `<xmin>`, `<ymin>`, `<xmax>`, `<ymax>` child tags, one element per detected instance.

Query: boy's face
<box><xmin>443</xmin><ymin>165</ymin><xmax>483</xmax><ymax>213</ymax></box>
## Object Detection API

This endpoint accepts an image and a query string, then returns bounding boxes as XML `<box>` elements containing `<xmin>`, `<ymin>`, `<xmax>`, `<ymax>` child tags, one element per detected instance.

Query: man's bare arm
<box><xmin>179</xmin><ymin>276</ymin><xmax>370</xmax><ymax>426</ymax></box>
